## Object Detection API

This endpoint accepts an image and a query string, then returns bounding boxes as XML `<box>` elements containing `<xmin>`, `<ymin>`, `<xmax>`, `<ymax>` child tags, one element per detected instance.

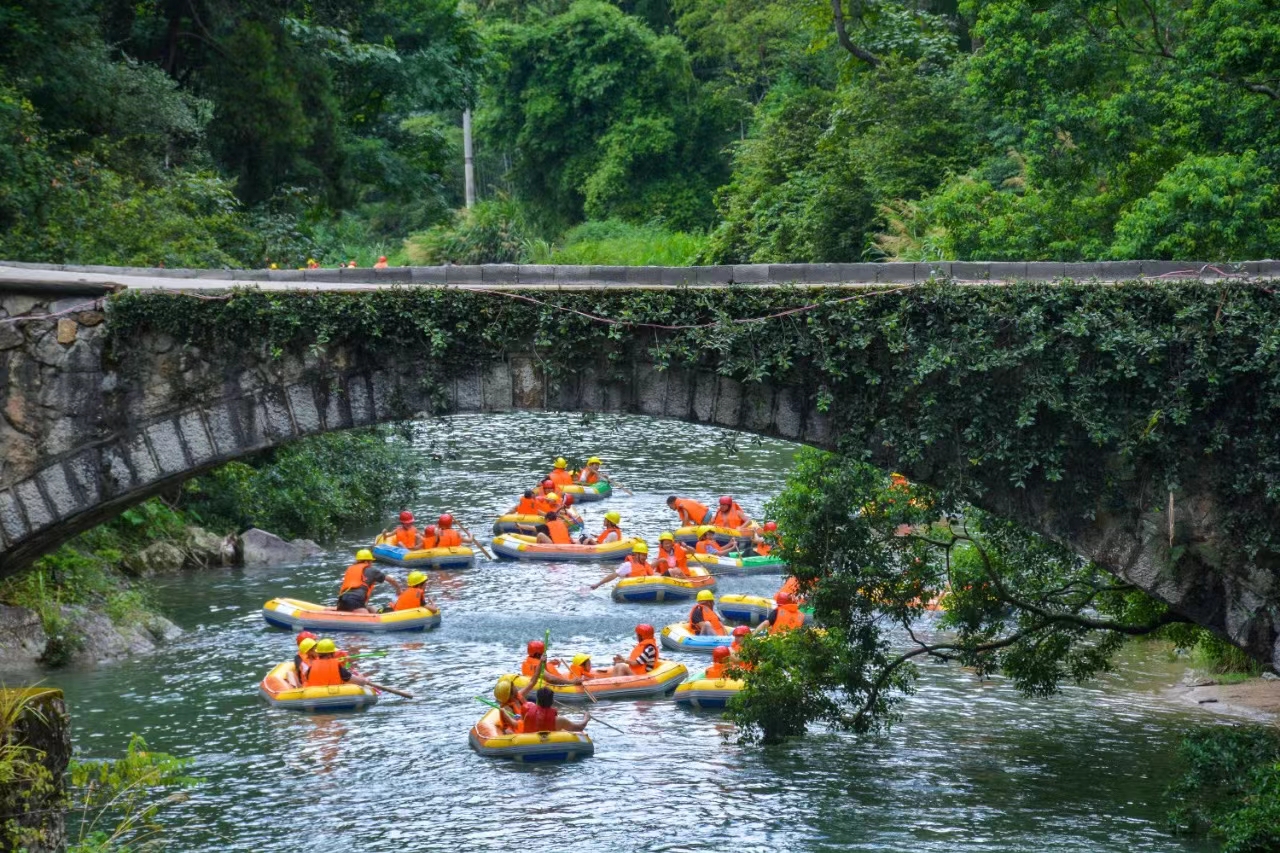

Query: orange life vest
<box><xmin>521</xmin><ymin>656</ymin><xmax>543</xmax><ymax>678</ymax></box>
<box><xmin>597</xmin><ymin>525</ymin><xmax>622</xmax><ymax>543</ymax></box>
<box><xmin>578</xmin><ymin>468</ymin><xmax>600</xmax><ymax>485</ymax></box>
<box><xmin>516</xmin><ymin>496</ymin><xmax>538</xmax><ymax>514</ymax></box>
<box><xmin>420</xmin><ymin>531</ymin><xmax>439</xmax><ymax>549</ymax></box>
<box><xmin>549</xmin><ymin>469</ymin><xmax>574</xmax><ymax>488</ymax></box>
<box><xmin>437</xmin><ymin>528</ymin><xmax>462</xmax><ymax>548</ymax></box>
<box><xmin>754</xmin><ymin>541</ymin><xmax>773</xmax><ymax>556</ymax></box>
<box><xmin>779</xmin><ymin>577</ymin><xmax>800</xmax><ymax>599</ymax></box>
<box><xmin>696</xmin><ymin>539</ymin><xmax>727</xmax><ymax>555</ymax></box>
<box><xmin>392</xmin><ymin>525</ymin><xmax>418</xmax><ymax>549</ymax></box>
<box><xmin>628</xmin><ymin>638</ymin><xmax>659</xmax><ymax>674</ymax></box>
<box><xmin>655</xmin><ymin>545</ymin><xmax>687</xmax><ymax>573</ymax></box>
<box><xmin>712</xmin><ymin>507</ymin><xmax>747</xmax><ymax>529</ymax></box>
<box><xmin>338</xmin><ymin>562</ymin><xmax>377</xmax><ymax>600</ymax></box>
<box><xmin>304</xmin><ymin>657</ymin><xmax>344</xmax><ymax>687</ymax></box>
<box><xmin>672</xmin><ymin>498</ymin><xmax>711</xmax><ymax>526</ymax></box>
<box><xmin>770</xmin><ymin>602</ymin><xmax>805</xmax><ymax>634</ymax></box>
<box><xmin>569</xmin><ymin>662</ymin><xmax>596</xmax><ymax>680</ymax></box>
<box><xmin>622</xmin><ymin>554</ymin><xmax>653</xmax><ymax>577</ymax></box>
<box><xmin>544</xmin><ymin>519</ymin><xmax>572</xmax><ymax>544</ymax></box>
<box><xmin>534</xmin><ymin>495</ymin><xmax>558</xmax><ymax>514</ymax></box>
<box><xmin>393</xmin><ymin>586</ymin><xmax>426</xmax><ymax>611</ymax></box>
<box><xmin>688</xmin><ymin>602</ymin><xmax>725</xmax><ymax>635</ymax></box>
<box><xmin>521</xmin><ymin>703</ymin><xmax>557</xmax><ymax>733</ymax></box>
<box><xmin>706</xmin><ymin>662</ymin><xmax>728</xmax><ymax>679</ymax></box>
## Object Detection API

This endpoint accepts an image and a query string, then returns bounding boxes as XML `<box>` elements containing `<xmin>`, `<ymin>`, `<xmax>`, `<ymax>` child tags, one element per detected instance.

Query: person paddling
<box><xmin>547</xmin><ymin>457</ymin><xmax>575</xmax><ymax>489</ymax></box>
<box><xmin>388</xmin><ymin>571</ymin><xmax>435</xmax><ymax>612</ymax></box>
<box><xmin>336</xmin><ymin>550</ymin><xmax>404</xmax><ymax>613</ymax></box>
<box><xmin>652</xmin><ymin>532</ymin><xmax>691</xmax><ymax>577</ymax></box>
<box><xmin>687</xmin><ymin>589</ymin><xmax>726</xmax><ymax>635</ymax></box>
<box><xmin>521</xmin><ymin>686</ymin><xmax>591</xmax><ymax>734</ymax></box>
<box><xmin>384</xmin><ymin>511</ymin><xmax>422</xmax><ymax>549</ymax></box>
<box><xmin>711</xmin><ymin>496</ymin><xmax>751</xmax><ymax>530</ymax></box>
<box><xmin>605</xmin><ymin>624</ymin><xmax>659</xmax><ymax>677</ymax></box>
<box><xmin>527</xmin><ymin>510</ymin><xmax>574</xmax><ymax>545</ymax></box>
<box><xmin>590</xmin><ymin>541</ymin><xmax>652</xmax><ymax>590</ymax></box>
<box><xmin>667</xmin><ymin>496</ymin><xmax>713</xmax><ymax>527</ymax></box>
<box><xmin>494</xmin><ymin>676</ymin><xmax>527</xmax><ymax>733</ymax></box>
<box><xmin>292</xmin><ymin>637</ymin><xmax>318</xmax><ymax>686</ymax></box>
<box><xmin>748</xmin><ymin>521</ymin><xmax>781</xmax><ymax>557</ymax></box>
<box><xmin>705</xmin><ymin>645</ymin><xmax>733</xmax><ymax>679</ymax></box>
<box><xmin>584</xmin><ymin>510</ymin><xmax>623</xmax><ymax>544</ymax></box>
<box><xmin>577</xmin><ymin>456</ymin><xmax>612</xmax><ymax>486</ymax></box>
<box><xmin>303</xmin><ymin>639</ymin><xmax>374</xmax><ymax>688</ymax></box>
<box><xmin>694</xmin><ymin>527</ymin><xmax>733</xmax><ymax>556</ymax></box>
<box><xmin>513</xmin><ymin>489</ymin><xmax>539</xmax><ymax>515</ymax></box>
<box><xmin>756</xmin><ymin>591</ymin><xmax>805</xmax><ymax>635</ymax></box>
<box><xmin>521</xmin><ymin>639</ymin><xmax>582</xmax><ymax>686</ymax></box>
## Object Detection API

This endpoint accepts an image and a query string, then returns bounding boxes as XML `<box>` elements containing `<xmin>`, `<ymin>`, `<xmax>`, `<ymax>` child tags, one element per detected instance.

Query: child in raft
<box><xmin>576</xmin><ymin>456</ymin><xmax>614</xmax><ymax>487</ymax></box>
<box><xmin>652</xmin><ymin>532</ymin><xmax>692</xmax><ymax>577</ymax></box>
<box><xmin>520</xmin><ymin>686</ymin><xmax>591</xmax><ymax>734</ymax></box>
<box><xmin>589</xmin><ymin>541</ymin><xmax>652</xmax><ymax>589</ymax></box>
<box><xmin>604</xmin><ymin>624</ymin><xmax>659</xmax><ymax>677</ymax></box>
<box><xmin>694</xmin><ymin>527</ymin><xmax>734</xmax><ymax>556</ymax></box>
<box><xmin>582</xmin><ymin>510</ymin><xmax>623</xmax><ymax>545</ymax></box>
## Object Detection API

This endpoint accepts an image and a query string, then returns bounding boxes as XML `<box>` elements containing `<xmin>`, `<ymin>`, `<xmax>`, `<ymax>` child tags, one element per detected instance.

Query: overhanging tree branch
<box><xmin>831</xmin><ymin>0</ymin><xmax>882</xmax><ymax>67</ymax></box>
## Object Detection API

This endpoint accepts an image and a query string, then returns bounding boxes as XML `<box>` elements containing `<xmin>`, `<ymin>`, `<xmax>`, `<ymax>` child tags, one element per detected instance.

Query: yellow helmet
<box><xmin>356</xmin><ymin>549</ymin><xmax>374</xmax><ymax>562</ymax></box>
<box><xmin>587</xmin><ymin>456</ymin><xmax>602</xmax><ymax>465</ymax></box>
<box><xmin>632</xmin><ymin>541</ymin><xmax>649</xmax><ymax>554</ymax></box>
<box><xmin>572</xmin><ymin>653</ymin><xmax>590</xmax><ymax>666</ymax></box>
<box><xmin>658</xmin><ymin>531</ymin><xmax>675</xmax><ymax>543</ymax></box>
<box><xmin>696</xmin><ymin>590</ymin><xmax>715</xmax><ymax>602</ymax></box>
<box><xmin>315</xmin><ymin>639</ymin><xmax>337</xmax><ymax>654</ymax></box>
<box><xmin>696</xmin><ymin>526</ymin><xmax>714</xmax><ymax>536</ymax></box>
<box><xmin>554</xmin><ymin>457</ymin><xmax>568</xmax><ymax>468</ymax></box>
<box><xmin>298</xmin><ymin>638</ymin><xmax>317</xmax><ymax>655</ymax></box>
<box><xmin>406</xmin><ymin>571</ymin><xmax>427</xmax><ymax>587</ymax></box>
<box><xmin>604</xmin><ymin>511</ymin><xmax>621</xmax><ymax>524</ymax></box>
<box><xmin>494</xmin><ymin>677</ymin><xmax>514</xmax><ymax>703</ymax></box>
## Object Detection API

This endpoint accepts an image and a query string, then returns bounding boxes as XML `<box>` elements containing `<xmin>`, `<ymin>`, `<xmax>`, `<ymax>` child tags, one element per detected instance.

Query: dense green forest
<box><xmin>1</xmin><ymin>0</ymin><xmax>1276</xmax><ymax>266</ymax></box>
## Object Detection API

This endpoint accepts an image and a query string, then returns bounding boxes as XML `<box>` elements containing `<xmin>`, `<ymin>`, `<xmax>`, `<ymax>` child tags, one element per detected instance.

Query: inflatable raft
<box><xmin>258</xmin><ymin>661</ymin><xmax>379</xmax><ymax>712</ymax></box>
<box><xmin>491</xmin><ymin>514</ymin><xmax>584</xmax><ymax>535</ymax></box>
<box><xmin>262</xmin><ymin>597</ymin><xmax>441</xmax><ymax>633</ymax></box>
<box><xmin>674</xmin><ymin>675</ymin><xmax>745</xmax><ymax>710</ymax></box>
<box><xmin>690</xmin><ymin>552</ymin><xmax>787</xmax><ymax>577</ymax></box>
<box><xmin>673</xmin><ymin>525</ymin><xmax>756</xmax><ymax>546</ymax></box>
<box><xmin>468</xmin><ymin>708</ymin><xmax>594</xmax><ymax>763</ymax></box>
<box><xmin>491</xmin><ymin>533</ymin><xmax>636</xmax><ymax>562</ymax></box>
<box><xmin>660</xmin><ymin>621</ymin><xmax>733</xmax><ymax>653</ymax></box>
<box><xmin>612</xmin><ymin>568</ymin><xmax>716</xmax><ymax>603</ymax></box>
<box><xmin>371</xmin><ymin>542</ymin><xmax>475</xmax><ymax>570</ymax></box>
<box><xmin>511</xmin><ymin>660</ymin><xmax>687</xmax><ymax>703</ymax></box>
<box><xmin>558</xmin><ymin>481</ymin><xmax>612</xmax><ymax>502</ymax></box>
<box><xmin>716</xmin><ymin>594</ymin><xmax>812</xmax><ymax>627</ymax></box>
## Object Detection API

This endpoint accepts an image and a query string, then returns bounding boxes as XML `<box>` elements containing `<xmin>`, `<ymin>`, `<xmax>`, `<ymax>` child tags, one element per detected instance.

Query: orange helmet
<box><xmin>712</xmin><ymin>646</ymin><xmax>731</xmax><ymax>661</ymax></box>
<box><xmin>763</xmin><ymin>521</ymin><xmax>778</xmax><ymax>532</ymax></box>
<box><xmin>399</xmin><ymin>510</ymin><xmax>414</xmax><ymax>523</ymax></box>
<box><xmin>719</xmin><ymin>496</ymin><xmax>732</xmax><ymax>506</ymax></box>
<box><xmin>635</xmin><ymin>624</ymin><xmax>655</xmax><ymax>640</ymax></box>
<box><xmin>527</xmin><ymin>640</ymin><xmax>545</xmax><ymax>656</ymax></box>
<box><xmin>732</xmin><ymin>625</ymin><xmax>751</xmax><ymax>637</ymax></box>
<box><xmin>296</xmin><ymin>630</ymin><xmax>317</xmax><ymax>644</ymax></box>
<box><xmin>775</xmin><ymin>592</ymin><xmax>794</xmax><ymax>605</ymax></box>
<box><xmin>424</xmin><ymin>525</ymin><xmax>437</xmax><ymax>536</ymax></box>
<box><xmin>438</xmin><ymin>514</ymin><xmax>454</xmax><ymax>528</ymax></box>
<box><xmin>563</xmin><ymin>494</ymin><xmax>574</xmax><ymax>505</ymax></box>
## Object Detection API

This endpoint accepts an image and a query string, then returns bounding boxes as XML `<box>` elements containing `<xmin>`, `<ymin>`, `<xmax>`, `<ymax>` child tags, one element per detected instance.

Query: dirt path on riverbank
<box><xmin>1170</xmin><ymin>677</ymin><xmax>1280</xmax><ymax>723</ymax></box>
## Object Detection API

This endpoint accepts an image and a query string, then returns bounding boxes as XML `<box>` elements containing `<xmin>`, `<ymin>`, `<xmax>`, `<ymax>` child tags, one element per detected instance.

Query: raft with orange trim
<box><xmin>558</xmin><ymin>481</ymin><xmax>612</xmax><ymax>502</ymax></box>
<box><xmin>258</xmin><ymin>661</ymin><xmax>379</xmax><ymax>711</ymax></box>
<box><xmin>716</xmin><ymin>593</ymin><xmax>814</xmax><ymax>627</ymax></box>
<box><xmin>690</xmin><ymin>551</ymin><xmax>787</xmax><ymax>577</ymax></box>
<box><xmin>492</xmin><ymin>514</ymin><xmax>584</xmax><ymax>535</ymax></box>
<box><xmin>371</xmin><ymin>542</ymin><xmax>475</xmax><ymax>570</ymax></box>
<box><xmin>261</xmin><ymin>597</ymin><xmax>441</xmax><ymax>633</ymax></box>
<box><xmin>660</xmin><ymin>621</ymin><xmax>732</xmax><ymax>653</ymax></box>
<box><xmin>491</xmin><ymin>533</ymin><xmax>637</xmax><ymax>562</ymax></box>
<box><xmin>611</xmin><ymin>567</ymin><xmax>716</xmax><ymax>603</ymax></box>
<box><xmin>673</xmin><ymin>524</ymin><xmax>756</xmax><ymax>546</ymax></box>
<box><xmin>674</xmin><ymin>674</ymin><xmax>745</xmax><ymax>710</ymax></box>
<box><xmin>469</xmin><ymin>708</ymin><xmax>594</xmax><ymax>762</ymax></box>
<box><xmin>510</xmin><ymin>660</ymin><xmax>687</xmax><ymax>703</ymax></box>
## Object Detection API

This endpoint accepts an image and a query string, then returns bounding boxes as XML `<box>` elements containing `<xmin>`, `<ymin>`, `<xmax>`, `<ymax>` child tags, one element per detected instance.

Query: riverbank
<box><xmin>1170</xmin><ymin>676</ymin><xmax>1280</xmax><ymax>723</ymax></box>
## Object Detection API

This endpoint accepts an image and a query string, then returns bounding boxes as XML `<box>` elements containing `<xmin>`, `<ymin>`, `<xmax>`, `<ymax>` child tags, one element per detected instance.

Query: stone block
<box><xmin>483</xmin><ymin>361</ymin><xmax>512</xmax><ymax>411</ymax></box>
<box><xmin>348</xmin><ymin>376</ymin><xmax>374</xmax><ymax>424</ymax></box>
<box><xmin>660</xmin><ymin>267</ymin><xmax>698</xmax><ymax>287</ymax></box>
<box><xmin>802</xmin><ymin>410</ymin><xmax>832</xmax><ymax>447</ymax></box>
<box><xmin>303</xmin><ymin>269</ymin><xmax>343</xmax><ymax>283</ymax></box>
<box><xmin>259</xmin><ymin>392</ymin><xmax>296</xmax><ymax>439</ymax></box>
<box><xmin>713</xmin><ymin>376</ymin><xmax>743</xmax><ymax>426</ymax></box>
<box><xmin>695</xmin><ymin>266</ymin><xmax>733</xmax><ymax>285</ymax></box>
<box><xmin>76</xmin><ymin>310</ymin><xmax>104</xmax><ymax>327</ymax></box>
<box><xmin>732</xmin><ymin>264</ymin><xmax>769</xmax><ymax>284</ymax></box>
<box><xmin>194</xmin><ymin>269</ymin><xmax>234</xmax><ymax>280</ymax></box>
<box><xmin>518</xmin><ymin>265</ymin><xmax>556</xmax><ymax>285</ymax></box>
<box><xmin>0</xmin><ymin>490</ymin><xmax>28</xmax><ymax>542</ymax></box>
<box><xmin>146</xmin><ymin>420</ymin><xmax>188</xmax><ymax>474</ymax></box>
<box><xmin>454</xmin><ymin>371</ymin><xmax>484</xmax><ymax>412</ymax></box>
<box><xmin>37</xmin><ymin>464</ymin><xmax>78</xmax><ymax>519</ymax></box>
<box><xmin>124</xmin><ymin>432</ymin><xmax>160</xmax><ymax>485</ymax></box>
<box><xmin>835</xmin><ymin>264</ymin><xmax>881</xmax><ymax>283</ymax></box>
<box><xmin>766</xmin><ymin>265</ymin><xmax>804</xmax><ymax>284</ymax></box>
<box><xmin>481</xmin><ymin>264</ymin><xmax>520</xmax><ymax>284</ymax></box>
<box><xmin>510</xmin><ymin>357</ymin><xmax>542</xmax><ymax>409</ymax></box>
<box><xmin>267</xmin><ymin>269</ymin><xmax>307</xmax><ymax>282</ymax></box>
<box><xmin>636</xmin><ymin>364</ymin><xmax>667</xmax><ymax>416</ymax></box>
<box><xmin>1099</xmin><ymin>261</ymin><xmax>1142</xmax><ymax>281</ymax></box>
<box><xmin>918</xmin><ymin>262</ymin><xmax>953</xmax><ymax>281</ymax></box>
<box><xmin>410</xmin><ymin>266</ymin><xmax>448</xmax><ymax>284</ymax></box>
<box><xmin>371</xmin><ymin>267</ymin><xmax>413</xmax><ymax>283</ymax></box>
<box><xmin>15</xmin><ymin>479</ymin><xmax>52</xmax><ymax>531</ymax></box>
<box><xmin>773</xmin><ymin>388</ymin><xmax>803</xmax><ymax>438</ymax></box>
<box><xmin>101</xmin><ymin>444</ymin><xmax>133</xmax><ymax>494</ymax></box>
<box><xmin>203</xmin><ymin>401</ymin><xmax>244</xmax><ymax>457</ymax></box>
<box><xmin>177</xmin><ymin>411</ymin><xmax>215</xmax><ymax>463</ymax></box>
<box><xmin>1242</xmin><ymin>260</ymin><xmax>1280</xmax><ymax>278</ymax></box>
<box><xmin>803</xmin><ymin>264</ymin><xmax>844</xmax><ymax>284</ymax></box>
<box><xmin>692</xmin><ymin>372</ymin><xmax>718</xmax><ymax>422</ymax></box>
<box><xmin>322</xmin><ymin>385</ymin><xmax>347</xmax><ymax>430</ymax></box>
<box><xmin>65</xmin><ymin>451</ymin><xmax>102</xmax><ymax>505</ymax></box>
<box><xmin>1140</xmin><ymin>260</ymin><xmax>1199</xmax><ymax>278</ymax></box>
<box><xmin>663</xmin><ymin>369</ymin><xmax>693</xmax><ymax>420</ymax></box>
<box><xmin>743</xmin><ymin>384</ymin><xmax>775</xmax><ymax>432</ymax></box>
<box><xmin>877</xmin><ymin>263</ymin><xmax>915</xmax><ymax>283</ymax></box>
<box><xmin>588</xmin><ymin>266</ymin><xmax>628</xmax><ymax>286</ymax></box>
<box><xmin>446</xmin><ymin>265</ymin><xmax>485</xmax><ymax>284</ymax></box>
<box><xmin>987</xmin><ymin>262</ymin><xmax>1028</xmax><ymax>281</ymax></box>
<box><xmin>369</xmin><ymin>371</ymin><xmax>396</xmax><ymax>421</ymax></box>
<box><xmin>625</xmin><ymin>266</ymin><xmax>664</xmax><ymax>286</ymax></box>
<box><xmin>1024</xmin><ymin>262</ymin><xmax>1066</xmax><ymax>280</ymax></box>
<box><xmin>951</xmin><ymin>262</ymin><xmax>990</xmax><ymax>281</ymax></box>
<box><xmin>286</xmin><ymin>385</ymin><xmax>322</xmax><ymax>434</ymax></box>
<box><xmin>56</xmin><ymin>318</ymin><xmax>78</xmax><ymax>344</ymax></box>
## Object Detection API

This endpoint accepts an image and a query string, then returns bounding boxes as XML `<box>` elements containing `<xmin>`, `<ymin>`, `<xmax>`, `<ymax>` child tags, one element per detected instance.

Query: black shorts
<box><xmin>336</xmin><ymin>593</ymin><xmax>368</xmax><ymax>612</ymax></box>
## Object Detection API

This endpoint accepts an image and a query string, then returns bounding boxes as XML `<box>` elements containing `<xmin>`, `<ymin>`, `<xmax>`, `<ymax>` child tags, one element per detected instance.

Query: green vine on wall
<box><xmin>104</xmin><ymin>279</ymin><xmax>1280</xmax><ymax>573</ymax></box>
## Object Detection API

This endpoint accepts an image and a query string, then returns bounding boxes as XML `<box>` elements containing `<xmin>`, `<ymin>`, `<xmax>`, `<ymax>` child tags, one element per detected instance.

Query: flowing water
<box><xmin>38</xmin><ymin>413</ymin><xmax>1217</xmax><ymax>852</ymax></box>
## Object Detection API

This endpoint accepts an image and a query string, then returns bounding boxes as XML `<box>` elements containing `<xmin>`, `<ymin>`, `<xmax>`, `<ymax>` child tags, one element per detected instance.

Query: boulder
<box><xmin>0</xmin><ymin>604</ymin><xmax>48</xmax><ymax>667</ymax></box>
<box><xmin>62</xmin><ymin>605</ymin><xmax>182</xmax><ymax>666</ymax></box>
<box><xmin>182</xmin><ymin>526</ymin><xmax>236</xmax><ymax>568</ymax></box>
<box><xmin>122</xmin><ymin>540</ymin><xmax>186</xmax><ymax>576</ymax></box>
<box><xmin>240</xmin><ymin>528</ymin><xmax>323</xmax><ymax>567</ymax></box>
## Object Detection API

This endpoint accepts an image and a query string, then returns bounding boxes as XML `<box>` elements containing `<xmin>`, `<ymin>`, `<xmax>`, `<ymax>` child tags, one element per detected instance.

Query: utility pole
<box><xmin>463</xmin><ymin>108</ymin><xmax>476</xmax><ymax>208</ymax></box>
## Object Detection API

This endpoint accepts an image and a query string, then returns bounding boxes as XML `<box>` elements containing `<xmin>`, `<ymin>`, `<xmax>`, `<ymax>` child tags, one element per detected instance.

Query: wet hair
<box><xmin>536</xmin><ymin>686</ymin><xmax>555</xmax><ymax>707</ymax></box>
<box><xmin>545</xmin><ymin>511</ymin><xmax>558</xmax><ymax>520</ymax></box>
<box><xmin>666</xmin><ymin>496</ymin><xmax>677</xmax><ymax>505</ymax></box>
<box><xmin>524</xmin><ymin>489</ymin><xmax>534</xmax><ymax>498</ymax></box>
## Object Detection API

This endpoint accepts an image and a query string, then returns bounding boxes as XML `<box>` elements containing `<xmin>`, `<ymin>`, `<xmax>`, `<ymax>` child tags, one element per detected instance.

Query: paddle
<box><xmin>342</xmin><ymin>650</ymin><xmax>389</xmax><ymax>662</ymax></box>
<box><xmin>365</xmin><ymin>680</ymin><xmax>413</xmax><ymax>699</ymax></box>
<box><xmin>458</xmin><ymin>522</ymin><xmax>494</xmax><ymax>560</ymax></box>
<box><xmin>475</xmin><ymin>696</ymin><xmax>513</xmax><ymax>715</ymax></box>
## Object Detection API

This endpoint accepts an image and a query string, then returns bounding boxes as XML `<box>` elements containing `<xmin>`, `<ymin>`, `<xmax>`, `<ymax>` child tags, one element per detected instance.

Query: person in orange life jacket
<box><xmin>577</xmin><ymin>456</ymin><xmax>611</xmax><ymax>486</ymax></box>
<box><xmin>756</xmin><ymin>591</ymin><xmax>805</xmax><ymax>635</ymax></box>
<box><xmin>777</xmin><ymin>575</ymin><xmax>802</xmax><ymax>602</ymax></box>
<box><xmin>694</xmin><ymin>527</ymin><xmax>733</xmax><ymax>556</ymax></box>
<box><xmin>583</xmin><ymin>510</ymin><xmax>623</xmax><ymax>544</ymax></box>
<box><xmin>606</xmin><ymin>623</ymin><xmax>659</xmax><ymax>677</ymax></box>
<box><xmin>729</xmin><ymin>625</ymin><xmax>751</xmax><ymax>656</ymax></box>
<box><xmin>292</xmin><ymin>636</ymin><xmax>318</xmax><ymax>686</ymax></box>
<box><xmin>384</xmin><ymin>511</ymin><xmax>421</xmax><ymax>549</ymax></box>
<box><xmin>527</xmin><ymin>510</ymin><xmax>573</xmax><ymax>545</ymax></box>
<box><xmin>303</xmin><ymin>639</ymin><xmax>372</xmax><ymax>688</ymax></box>
<box><xmin>568</xmin><ymin>653</ymin><xmax>604</xmax><ymax>681</ymax></box>
<box><xmin>533</xmin><ymin>487</ymin><xmax>560</xmax><ymax>515</ymax></box>
<box><xmin>747</xmin><ymin>521</ymin><xmax>781</xmax><ymax>557</ymax></box>
<box><xmin>666</xmin><ymin>496</ymin><xmax>713</xmax><ymax>527</ymax></box>
<box><xmin>419</xmin><ymin>524</ymin><xmax>439</xmax><ymax>550</ymax></box>
<box><xmin>387</xmin><ymin>571</ymin><xmax>435</xmax><ymax>612</ymax></box>
<box><xmin>558</xmin><ymin>494</ymin><xmax>585</xmax><ymax>528</ymax></box>
<box><xmin>493</xmin><ymin>676</ymin><xmax>529</xmax><ymax>733</ymax></box>
<box><xmin>521</xmin><ymin>686</ymin><xmax>591</xmax><ymax>734</ymax></box>
<box><xmin>435</xmin><ymin>514</ymin><xmax>477</xmax><ymax>549</ymax></box>
<box><xmin>589</xmin><ymin>541</ymin><xmax>653</xmax><ymax>589</ymax></box>
<box><xmin>512</xmin><ymin>490</ymin><xmax>539</xmax><ymax>515</ymax></box>
<box><xmin>711</xmin><ymin>496</ymin><xmax>750</xmax><ymax>529</ymax></box>
<box><xmin>373</xmin><ymin>256</ymin><xmax>389</xmax><ymax>269</ymax></box>
<box><xmin>687</xmin><ymin>589</ymin><xmax>726</xmax><ymax>635</ymax></box>
<box><xmin>705</xmin><ymin>645</ymin><xmax>733</xmax><ymax>679</ymax></box>
<box><xmin>652</xmin><ymin>532</ymin><xmax>690</xmax><ymax>577</ymax></box>
<box><xmin>336</xmin><ymin>549</ymin><xmax>403</xmax><ymax>613</ymax></box>
<box><xmin>520</xmin><ymin>639</ymin><xmax>582</xmax><ymax>686</ymax></box>
<box><xmin>547</xmin><ymin>457</ymin><xmax>575</xmax><ymax>489</ymax></box>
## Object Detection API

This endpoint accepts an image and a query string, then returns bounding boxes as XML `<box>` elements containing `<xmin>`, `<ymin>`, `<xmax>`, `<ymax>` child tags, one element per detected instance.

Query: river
<box><xmin>42</xmin><ymin>413</ymin><xmax>1216</xmax><ymax>852</ymax></box>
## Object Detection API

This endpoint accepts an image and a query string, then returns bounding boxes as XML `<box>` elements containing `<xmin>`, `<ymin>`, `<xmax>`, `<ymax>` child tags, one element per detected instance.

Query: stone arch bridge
<box><xmin>1</xmin><ymin>260</ymin><xmax>1278</xmax><ymax>671</ymax></box>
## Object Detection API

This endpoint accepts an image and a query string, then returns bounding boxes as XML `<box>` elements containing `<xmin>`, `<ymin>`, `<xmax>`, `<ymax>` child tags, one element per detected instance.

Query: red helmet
<box><xmin>399</xmin><ymin>510</ymin><xmax>414</xmax><ymax>523</ymax></box>
<box><xmin>732</xmin><ymin>625</ymin><xmax>751</xmax><ymax>637</ymax></box>
<box><xmin>296</xmin><ymin>630</ymin><xmax>317</xmax><ymax>644</ymax></box>
<box><xmin>775</xmin><ymin>592</ymin><xmax>794</xmax><ymax>605</ymax></box>
<box><xmin>712</xmin><ymin>646</ymin><xmax>731</xmax><ymax>661</ymax></box>
<box><xmin>763</xmin><ymin>521</ymin><xmax>778</xmax><ymax>532</ymax></box>
<box><xmin>438</xmin><ymin>514</ymin><xmax>453</xmax><ymax>528</ymax></box>
<box><xmin>527</xmin><ymin>640</ymin><xmax>545</xmax><ymax>656</ymax></box>
<box><xmin>635</xmin><ymin>624</ymin><xmax>655</xmax><ymax>640</ymax></box>
<box><xmin>719</xmin><ymin>496</ymin><xmax>732</xmax><ymax>506</ymax></box>
<box><xmin>563</xmin><ymin>494</ymin><xmax>574</xmax><ymax>505</ymax></box>
<box><xmin>424</xmin><ymin>525</ymin><xmax>437</xmax><ymax>536</ymax></box>
<box><xmin>542</xmin><ymin>479</ymin><xmax>554</xmax><ymax>490</ymax></box>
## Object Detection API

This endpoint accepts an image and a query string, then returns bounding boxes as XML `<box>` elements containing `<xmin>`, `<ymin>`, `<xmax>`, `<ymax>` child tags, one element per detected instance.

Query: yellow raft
<box><xmin>261</xmin><ymin>597</ymin><xmax>441</xmax><ymax>633</ymax></box>
<box><xmin>673</xmin><ymin>524</ymin><xmax>757</xmax><ymax>546</ymax></box>
<box><xmin>612</xmin><ymin>568</ymin><xmax>716</xmax><ymax>602</ymax></box>
<box><xmin>258</xmin><ymin>661</ymin><xmax>378</xmax><ymax>712</ymax></box>
<box><xmin>690</xmin><ymin>551</ymin><xmax>787</xmax><ymax>577</ymax></box>
<box><xmin>510</xmin><ymin>660</ymin><xmax>688</xmax><ymax>703</ymax></box>
<box><xmin>558</xmin><ymin>481</ymin><xmax>612</xmax><ymax>502</ymax></box>
<box><xmin>468</xmin><ymin>708</ymin><xmax>594</xmax><ymax>763</ymax></box>
<box><xmin>715</xmin><ymin>593</ymin><xmax>812</xmax><ymax>627</ymax></box>
<box><xmin>492</xmin><ymin>533</ymin><xmax>638</xmax><ymax>562</ymax></box>
<box><xmin>674</xmin><ymin>674</ymin><xmax>745</xmax><ymax>710</ymax></box>
<box><xmin>491</xmin><ymin>514</ymin><xmax>585</xmax><ymax>535</ymax></box>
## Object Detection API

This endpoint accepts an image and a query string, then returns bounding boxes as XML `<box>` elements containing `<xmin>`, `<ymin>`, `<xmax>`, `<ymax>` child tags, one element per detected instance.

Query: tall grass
<box><xmin>528</xmin><ymin>220</ymin><xmax>709</xmax><ymax>266</ymax></box>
